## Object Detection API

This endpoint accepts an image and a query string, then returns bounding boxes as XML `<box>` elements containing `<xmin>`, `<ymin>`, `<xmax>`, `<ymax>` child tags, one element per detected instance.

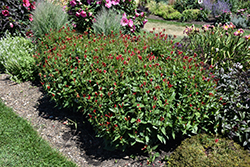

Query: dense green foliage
<box><xmin>0</xmin><ymin>34</ymin><xmax>37</xmax><ymax>82</ymax></box>
<box><xmin>167</xmin><ymin>133</ymin><xmax>250</xmax><ymax>167</ymax></box>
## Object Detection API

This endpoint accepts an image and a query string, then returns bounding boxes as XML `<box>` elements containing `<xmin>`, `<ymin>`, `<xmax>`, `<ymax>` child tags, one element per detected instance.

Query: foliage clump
<box><xmin>0</xmin><ymin>0</ymin><xmax>36</xmax><ymax>39</ymax></box>
<box><xmin>0</xmin><ymin>33</ymin><xmax>37</xmax><ymax>82</ymax></box>
<box><xmin>30</xmin><ymin>0</ymin><xmax>71</xmax><ymax>40</ymax></box>
<box><xmin>167</xmin><ymin>133</ymin><xmax>250</xmax><ymax>167</ymax></box>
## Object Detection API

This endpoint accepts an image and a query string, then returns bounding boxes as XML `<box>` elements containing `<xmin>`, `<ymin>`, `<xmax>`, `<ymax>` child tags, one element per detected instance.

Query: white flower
<box><xmin>198</xmin><ymin>0</ymin><xmax>203</xmax><ymax>4</ymax></box>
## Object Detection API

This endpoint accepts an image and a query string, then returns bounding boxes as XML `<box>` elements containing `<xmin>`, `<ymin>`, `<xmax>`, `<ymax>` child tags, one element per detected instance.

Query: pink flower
<box><xmin>112</xmin><ymin>0</ymin><xmax>120</xmax><ymax>5</ymax></box>
<box><xmin>223</xmin><ymin>24</ymin><xmax>229</xmax><ymax>30</ymax></box>
<box><xmin>140</xmin><ymin>12</ymin><xmax>144</xmax><ymax>17</ymax></box>
<box><xmin>29</xmin><ymin>14</ymin><xmax>33</xmax><ymax>21</ymax></box>
<box><xmin>135</xmin><ymin>12</ymin><xmax>140</xmax><ymax>17</ymax></box>
<box><xmin>1</xmin><ymin>10</ymin><xmax>9</xmax><ymax>16</ymax></box>
<box><xmin>23</xmin><ymin>0</ymin><xmax>30</xmax><ymax>7</ymax></box>
<box><xmin>243</xmin><ymin>34</ymin><xmax>250</xmax><ymax>40</ymax></box>
<box><xmin>143</xmin><ymin>19</ymin><xmax>148</xmax><ymax>26</ymax></box>
<box><xmin>96</xmin><ymin>0</ymin><xmax>102</xmax><ymax>4</ymax></box>
<box><xmin>89</xmin><ymin>12</ymin><xmax>92</xmax><ymax>16</ymax></box>
<box><xmin>234</xmin><ymin>29</ymin><xmax>244</xmax><ymax>36</ymax></box>
<box><xmin>80</xmin><ymin>10</ymin><xmax>87</xmax><ymax>18</ymax></box>
<box><xmin>120</xmin><ymin>17</ymin><xmax>128</xmax><ymax>26</ymax></box>
<box><xmin>70</xmin><ymin>0</ymin><xmax>77</xmax><ymax>7</ymax></box>
<box><xmin>75</xmin><ymin>12</ymin><xmax>80</xmax><ymax>17</ymax></box>
<box><xmin>122</xmin><ymin>12</ymin><xmax>127</xmax><ymax>18</ymax></box>
<box><xmin>128</xmin><ymin>19</ymin><xmax>133</xmax><ymax>27</ymax></box>
<box><xmin>31</xmin><ymin>2</ymin><xmax>36</xmax><ymax>9</ymax></box>
<box><xmin>9</xmin><ymin>23</ymin><xmax>13</xmax><ymax>28</ymax></box>
<box><xmin>105</xmin><ymin>0</ymin><xmax>112</xmax><ymax>8</ymax></box>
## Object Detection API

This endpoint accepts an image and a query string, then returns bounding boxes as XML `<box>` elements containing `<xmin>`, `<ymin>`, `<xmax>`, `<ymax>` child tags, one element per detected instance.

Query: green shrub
<box><xmin>92</xmin><ymin>7</ymin><xmax>122</xmax><ymax>36</ymax></box>
<box><xmin>179</xmin><ymin>23</ymin><xmax>250</xmax><ymax>71</ymax></box>
<box><xmin>0</xmin><ymin>33</ymin><xmax>37</xmax><ymax>82</ymax></box>
<box><xmin>165</xmin><ymin>11</ymin><xmax>182</xmax><ymax>20</ymax></box>
<box><xmin>167</xmin><ymin>133</ymin><xmax>250</xmax><ymax>167</ymax></box>
<box><xmin>180</xmin><ymin>9</ymin><xmax>201</xmax><ymax>22</ymax></box>
<box><xmin>36</xmin><ymin>26</ymin><xmax>223</xmax><ymax>154</ymax></box>
<box><xmin>0</xmin><ymin>0</ymin><xmax>36</xmax><ymax>39</ymax></box>
<box><xmin>66</xmin><ymin>0</ymin><xmax>147</xmax><ymax>35</ymax></box>
<box><xmin>30</xmin><ymin>0</ymin><xmax>71</xmax><ymax>40</ymax></box>
<box><xmin>173</xmin><ymin>0</ymin><xmax>201</xmax><ymax>13</ymax></box>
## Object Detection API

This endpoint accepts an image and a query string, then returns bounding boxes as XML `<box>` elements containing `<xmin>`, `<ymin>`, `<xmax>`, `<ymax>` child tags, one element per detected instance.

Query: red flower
<box><xmin>52</xmin><ymin>93</ymin><xmax>55</xmax><ymax>96</ymax></box>
<box><xmin>183</xmin><ymin>66</ymin><xmax>186</xmax><ymax>70</ymax></box>
<box><xmin>190</xmin><ymin>104</ymin><xmax>192</xmax><ymax>107</ymax></box>
<box><xmin>144</xmin><ymin>64</ymin><xmax>147</xmax><ymax>68</ymax></box>
<box><xmin>215</xmin><ymin>139</ymin><xmax>219</xmax><ymax>143</ymax></box>
<box><xmin>93</xmin><ymin>109</ymin><xmax>96</xmax><ymax>113</ymax></box>
<box><xmin>47</xmin><ymin>85</ymin><xmax>50</xmax><ymax>89</ymax></box>
<box><xmin>160</xmin><ymin>117</ymin><xmax>164</xmax><ymax>121</ymax></box>
<box><xmin>89</xmin><ymin>114</ymin><xmax>92</xmax><ymax>118</ymax></box>
<box><xmin>138</xmin><ymin>55</ymin><xmax>142</xmax><ymax>60</ymax></box>
<box><xmin>153</xmin><ymin>105</ymin><xmax>156</xmax><ymax>109</ymax></box>
<box><xmin>209</xmin><ymin>93</ymin><xmax>214</xmax><ymax>96</ymax></box>
<box><xmin>137</xmin><ymin>119</ymin><xmax>141</xmax><ymax>123</ymax></box>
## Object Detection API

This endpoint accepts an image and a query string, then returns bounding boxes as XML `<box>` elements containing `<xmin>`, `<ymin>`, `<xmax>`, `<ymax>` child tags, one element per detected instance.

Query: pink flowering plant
<box><xmin>36</xmin><ymin>26</ymin><xmax>223</xmax><ymax>154</ymax></box>
<box><xmin>66</xmin><ymin>0</ymin><xmax>147</xmax><ymax>34</ymax></box>
<box><xmin>0</xmin><ymin>0</ymin><xmax>36</xmax><ymax>38</ymax></box>
<box><xmin>180</xmin><ymin>23</ymin><xmax>250</xmax><ymax>71</ymax></box>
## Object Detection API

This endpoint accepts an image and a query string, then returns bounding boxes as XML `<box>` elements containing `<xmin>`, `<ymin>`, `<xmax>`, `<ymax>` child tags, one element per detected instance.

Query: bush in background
<box><xmin>30</xmin><ymin>0</ymin><xmax>71</xmax><ymax>40</ymax></box>
<box><xmin>92</xmin><ymin>7</ymin><xmax>122</xmax><ymax>36</ymax></box>
<box><xmin>214</xmin><ymin>64</ymin><xmax>250</xmax><ymax>148</ymax></box>
<box><xmin>180</xmin><ymin>9</ymin><xmax>201</xmax><ymax>22</ymax></box>
<box><xmin>179</xmin><ymin>23</ymin><xmax>250</xmax><ymax>71</ymax></box>
<box><xmin>167</xmin><ymin>133</ymin><xmax>250</xmax><ymax>166</ymax></box>
<box><xmin>0</xmin><ymin>0</ymin><xmax>36</xmax><ymax>39</ymax></box>
<box><xmin>66</xmin><ymin>0</ymin><xmax>147</xmax><ymax>35</ymax></box>
<box><xmin>0</xmin><ymin>33</ymin><xmax>37</xmax><ymax>82</ymax></box>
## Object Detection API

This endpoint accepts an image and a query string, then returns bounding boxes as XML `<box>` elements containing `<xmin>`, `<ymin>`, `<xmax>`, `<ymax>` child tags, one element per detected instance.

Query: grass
<box><xmin>0</xmin><ymin>100</ymin><xmax>77</xmax><ymax>167</ymax></box>
<box><xmin>147</xmin><ymin>18</ymin><xmax>250</xmax><ymax>36</ymax></box>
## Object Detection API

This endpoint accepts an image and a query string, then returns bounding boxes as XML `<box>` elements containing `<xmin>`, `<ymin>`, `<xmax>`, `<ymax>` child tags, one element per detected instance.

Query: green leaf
<box><xmin>161</xmin><ymin>127</ymin><xmax>167</xmax><ymax>137</ymax></box>
<box><xmin>131</xmin><ymin>118</ymin><xmax>137</xmax><ymax>123</ymax></box>
<box><xmin>145</xmin><ymin>136</ymin><xmax>149</xmax><ymax>144</ymax></box>
<box><xmin>135</xmin><ymin>137</ymin><xmax>144</xmax><ymax>144</ymax></box>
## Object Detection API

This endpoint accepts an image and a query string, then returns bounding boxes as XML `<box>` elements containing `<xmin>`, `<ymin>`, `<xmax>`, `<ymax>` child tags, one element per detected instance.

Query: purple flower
<box><xmin>96</xmin><ymin>0</ymin><xmax>102</xmax><ymax>4</ymax></box>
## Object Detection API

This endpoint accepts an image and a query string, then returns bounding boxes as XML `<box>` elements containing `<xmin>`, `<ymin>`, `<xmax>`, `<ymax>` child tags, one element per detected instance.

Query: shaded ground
<box><xmin>0</xmin><ymin>74</ymin><xmax>184</xmax><ymax>167</ymax></box>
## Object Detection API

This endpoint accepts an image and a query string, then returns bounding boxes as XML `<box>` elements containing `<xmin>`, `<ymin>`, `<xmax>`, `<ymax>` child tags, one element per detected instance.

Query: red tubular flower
<box><xmin>137</xmin><ymin>119</ymin><xmax>141</xmax><ymax>123</ymax></box>
<box><xmin>215</xmin><ymin>139</ymin><xmax>219</xmax><ymax>143</ymax></box>
<box><xmin>47</xmin><ymin>85</ymin><xmax>50</xmax><ymax>89</ymax></box>
<box><xmin>160</xmin><ymin>117</ymin><xmax>164</xmax><ymax>121</ymax></box>
<box><xmin>138</xmin><ymin>55</ymin><xmax>142</xmax><ymax>60</ymax></box>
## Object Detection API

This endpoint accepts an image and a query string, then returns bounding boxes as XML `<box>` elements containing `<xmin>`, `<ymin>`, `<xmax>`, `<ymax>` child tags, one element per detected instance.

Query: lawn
<box><xmin>0</xmin><ymin>100</ymin><xmax>77</xmax><ymax>167</ymax></box>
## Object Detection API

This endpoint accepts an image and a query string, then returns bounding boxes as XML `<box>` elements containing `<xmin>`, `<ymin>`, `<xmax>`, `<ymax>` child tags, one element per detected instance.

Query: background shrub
<box><xmin>214</xmin><ymin>64</ymin><xmax>250</xmax><ymax>148</ymax></box>
<box><xmin>180</xmin><ymin>9</ymin><xmax>201</xmax><ymax>22</ymax></box>
<box><xmin>173</xmin><ymin>0</ymin><xmax>201</xmax><ymax>13</ymax></box>
<box><xmin>92</xmin><ymin>7</ymin><xmax>122</xmax><ymax>36</ymax></box>
<box><xmin>167</xmin><ymin>133</ymin><xmax>250</xmax><ymax>167</ymax></box>
<box><xmin>36</xmin><ymin>26</ymin><xmax>223</xmax><ymax>154</ymax></box>
<box><xmin>0</xmin><ymin>0</ymin><xmax>36</xmax><ymax>39</ymax></box>
<box><xmin>0</xmin><ymin>33</ymin><xmax>37</xmax><ymax>82</ymax></box>
<box><xmin>179</xmin><ymin>24</ymin><xmax>250</xmax><ymax>71</ymax></box>
<box><xmin>30</xmin><ymin>0</ymin><xmax>71</xmax><ymax>40</ymax></box>
<box><xmin>66</xmin><ymin>0</ymin><xmax>147</xmax><ymax>35</ymax></box>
